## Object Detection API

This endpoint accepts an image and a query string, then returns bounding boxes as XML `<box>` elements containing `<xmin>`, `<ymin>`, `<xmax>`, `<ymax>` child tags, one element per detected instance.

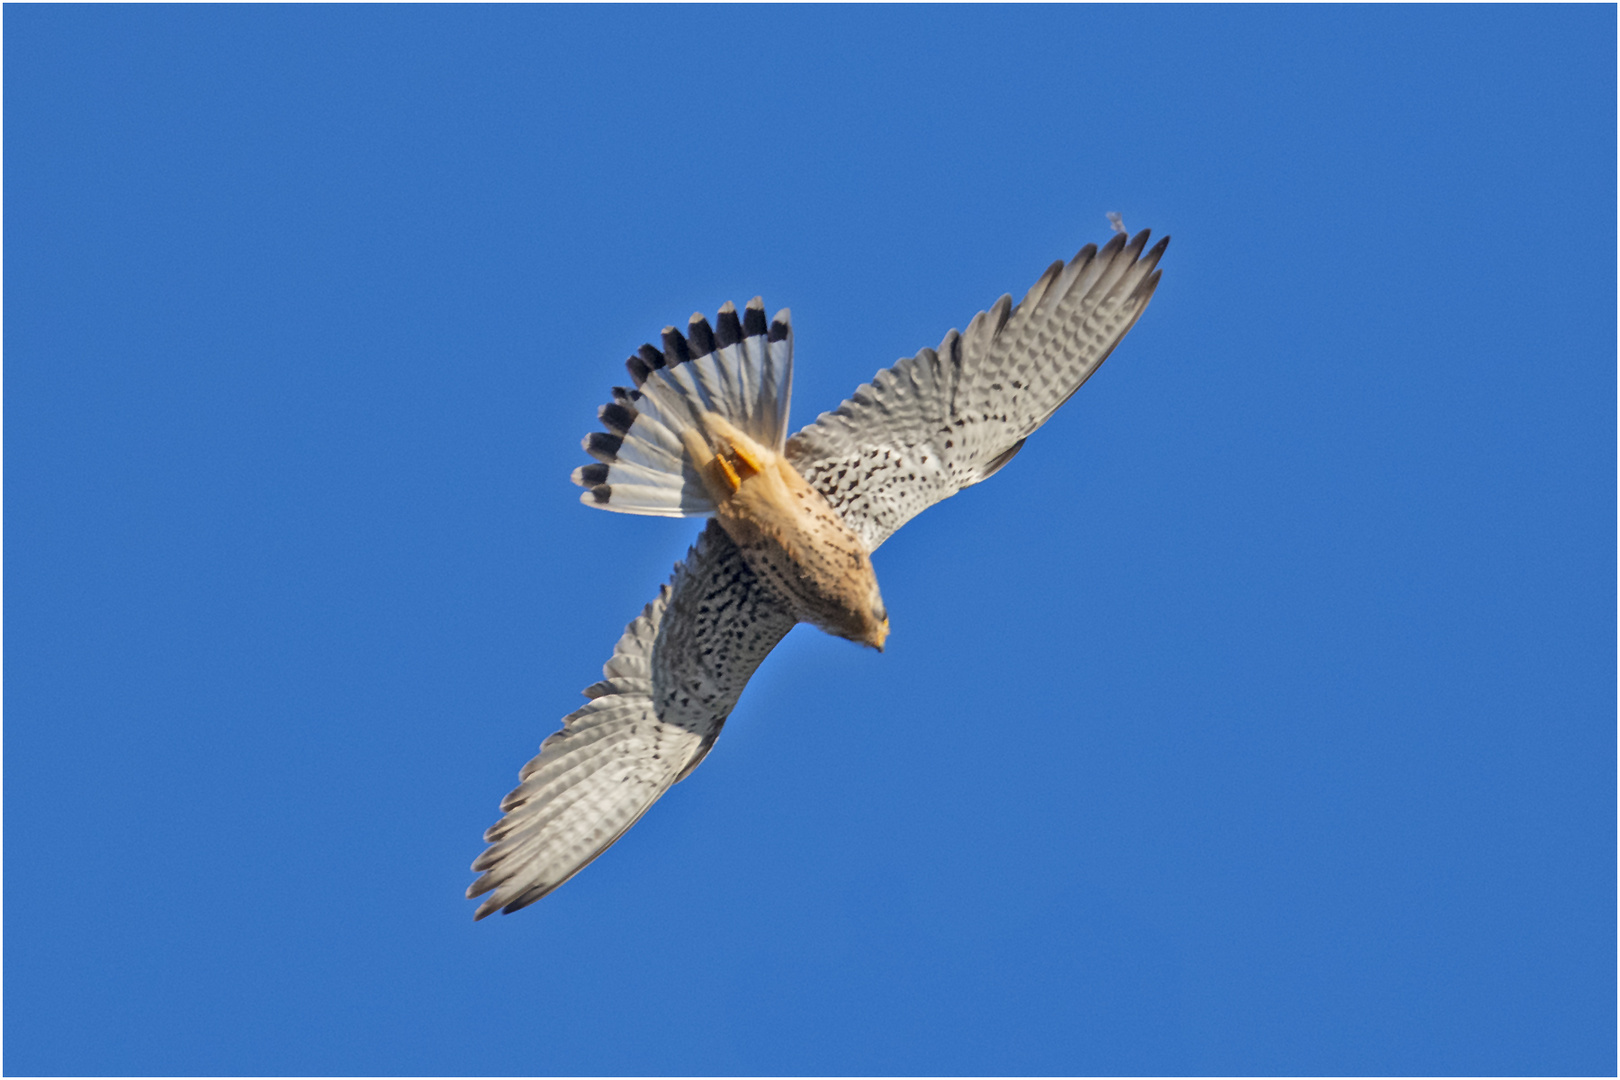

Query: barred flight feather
<box><xmin>468</xmin><ymin>523</ymin><xmax>796</xmax><ymax>918</ymax></box>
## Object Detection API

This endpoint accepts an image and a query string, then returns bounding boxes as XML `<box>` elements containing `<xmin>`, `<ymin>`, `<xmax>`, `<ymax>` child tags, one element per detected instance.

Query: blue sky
<box><xmin>6</xmin><ymin>5</ymin><xmax>1613</xmax><ymax>1075</ymax></box>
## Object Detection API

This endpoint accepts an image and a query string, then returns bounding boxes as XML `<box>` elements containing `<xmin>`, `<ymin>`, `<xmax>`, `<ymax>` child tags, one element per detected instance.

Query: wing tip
<box><xmin>1145</xmin><ymin>233</ymin><xmax>1171</xmax><ymax>266</ymax></box>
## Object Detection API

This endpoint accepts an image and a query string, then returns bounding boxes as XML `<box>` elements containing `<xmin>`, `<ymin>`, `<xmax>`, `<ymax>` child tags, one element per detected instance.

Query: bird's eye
<box><xmin>871</xmin><ymin>601</ymin><xmax>888</xmax><ymax>623</ymax></box>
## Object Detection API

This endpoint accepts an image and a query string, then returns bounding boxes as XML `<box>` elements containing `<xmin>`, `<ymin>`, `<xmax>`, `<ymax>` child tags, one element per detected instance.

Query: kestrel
<box><xmin>469</xmin><ymin>227</ymin><xmax>1169</xmax><ymax>918</ymax></box>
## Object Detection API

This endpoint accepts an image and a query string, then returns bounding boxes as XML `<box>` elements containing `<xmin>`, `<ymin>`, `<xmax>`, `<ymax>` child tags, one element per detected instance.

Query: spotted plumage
<box><xmin>470</xmin><ymin>227</ymin><xmax>1168</xmax><ymax>917</ymax></box>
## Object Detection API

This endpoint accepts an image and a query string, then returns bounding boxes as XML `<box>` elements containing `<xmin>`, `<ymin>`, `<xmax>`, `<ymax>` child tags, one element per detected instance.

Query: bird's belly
<box><xmin>683</xmin><ymin>418</ymin><xmax>882</xmax><ymax>645</ymax></box>
<box><xmin>717</xmin><ymin>464</ymin><xmax>877</xmax><ymax>635</ymax></box>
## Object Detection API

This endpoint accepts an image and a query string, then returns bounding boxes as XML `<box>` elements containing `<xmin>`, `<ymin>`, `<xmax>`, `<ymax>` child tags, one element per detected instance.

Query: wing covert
<box><xmin>785</xmin><ymin>229</ymin><xmax>1168</xmax><ymax>551</ymax></box>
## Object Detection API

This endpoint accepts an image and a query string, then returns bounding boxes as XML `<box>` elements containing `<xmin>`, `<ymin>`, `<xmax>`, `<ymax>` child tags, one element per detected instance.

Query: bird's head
<box><xmin>858</xmin><ymin>594</ymin><xmax>890</xmax><ymax>652</ymax></box>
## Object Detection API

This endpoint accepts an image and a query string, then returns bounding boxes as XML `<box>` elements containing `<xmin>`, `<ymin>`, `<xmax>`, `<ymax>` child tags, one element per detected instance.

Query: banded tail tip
<box><xmin>715</xmin><ymin>301</ymin><xmax>742</xmax><ymax>347</ymax></box>
<box><xmin>627</xmin><ymin>342</ymin><xmax>665</xmax><ymax>386</ymax></box>
<box><xmin>687</xmin><ymin>313</ymin><xmax>715</xmax><ymax>357</ymax></box>
<box><xmin>743</xmin><ymin>296</ymin><xmax>767</xmax><ymax>336</ymax></box>
<box><xmin>768</xmin><ymin>308</ymin><xmax>791</xmax><ymax>342</ymax></box>
<box><xmin>661</xmin><ymin>326</ymin><xmax>690</xmax><ymax>367</ymax></box>
<box><xmin>598</xmin><ymin>401</ymin><xmax>637</xmax><ymax>434</ymax></box>
<box><xmin>583</xmin><ymin>430</ymin><xmax>623</xmax><ymax>462</ymax></box>
<box><xmin>572</xmin><ymin>463</ymin><xmax>609</xmax><ymax>487</ymax></box>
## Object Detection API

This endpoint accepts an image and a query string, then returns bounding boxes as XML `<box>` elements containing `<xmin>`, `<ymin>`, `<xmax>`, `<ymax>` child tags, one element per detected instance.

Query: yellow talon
<box><xmin>729</xmin><ymin>439</ymin><xmax>764</xmax><ymax>478</ymax></box>
<box><xmin>712</xmin><ymin>454</ymin><xmax>741</xmax><ymax>493</ymax></box>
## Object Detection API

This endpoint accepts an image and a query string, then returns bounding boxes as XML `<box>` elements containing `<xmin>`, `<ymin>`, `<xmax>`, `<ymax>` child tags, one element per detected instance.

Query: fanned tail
<box><xmin>572</xmin><ymin>297</ymin><xmax>793</xmax><ymax>517</ymax></box>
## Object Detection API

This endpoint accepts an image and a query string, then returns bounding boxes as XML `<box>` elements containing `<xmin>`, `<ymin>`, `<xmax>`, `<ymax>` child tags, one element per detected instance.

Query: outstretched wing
<box><xmin>784</xmin><ymin>229</ymin><xmax>1168</xmax><ymax>552</ymax></box>
<box><xmin>468</xmin><ymin>521</ymin><xmax>797</xmax><ymax>918</ymax></box>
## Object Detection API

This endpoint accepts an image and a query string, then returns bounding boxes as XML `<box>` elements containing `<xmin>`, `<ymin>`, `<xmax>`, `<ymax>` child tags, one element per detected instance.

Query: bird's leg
<box><xmin>684</xmin><ymin>413</ymin><xmax>767</xmax><ymax>501</ymax></box>
<box><xmin>726</xmin><ymin>437</ymin><xmax>765</xmax><ymax>479</ymax></box>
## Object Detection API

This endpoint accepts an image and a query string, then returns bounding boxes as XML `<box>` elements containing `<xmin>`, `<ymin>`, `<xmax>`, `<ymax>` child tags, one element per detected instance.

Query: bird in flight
<box><xmin>469</xmin><ymin>227</ymin><xmax>1169</xmax><ymax>918</ymax></box>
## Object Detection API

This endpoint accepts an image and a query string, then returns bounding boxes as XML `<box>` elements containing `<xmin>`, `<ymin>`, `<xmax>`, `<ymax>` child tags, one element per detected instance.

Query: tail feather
<box><xmin>762</xmin><ymin>313</ymin><xmax>793</xmax><ymax>449</ymax></box>
<box><xmin>573</xmin><ymin>297</ymin><xmax>794</xmax><ymax>517</ymax></box>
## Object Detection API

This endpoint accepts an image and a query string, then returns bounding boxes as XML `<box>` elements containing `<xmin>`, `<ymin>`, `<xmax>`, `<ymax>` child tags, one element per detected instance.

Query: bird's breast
<box><xmin>682</xmin><ymin>413</ymin><xmax>886</xmax><ymax>646</ymax></box>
